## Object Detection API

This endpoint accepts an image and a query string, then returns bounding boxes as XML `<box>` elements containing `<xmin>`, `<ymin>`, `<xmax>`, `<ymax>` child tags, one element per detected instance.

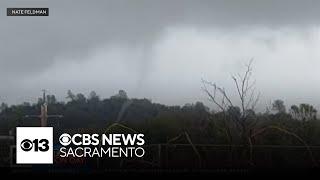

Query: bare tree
<box><xmin>232</xmin><ymin>60</ymin><xmax>260</xmax><ymax>114</ymax></box>
<box><xmin>202</xmin><ymin>59</ymin><xmax>260</xmax><ymax>146</ymax></box>
<box><xmin>202</xmin><ymin>60</ymin><xmax>318</xmax><ymax>167</ymax></box>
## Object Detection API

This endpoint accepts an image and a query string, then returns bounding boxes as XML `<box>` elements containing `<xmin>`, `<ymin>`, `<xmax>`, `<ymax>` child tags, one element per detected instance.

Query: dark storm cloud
<box><xmin>1</xmin><ymin>0</ymin><xmax>320</xmax><ymax>106</ymax></box>
<box><xmin>1</xmin><ymin>0</ymin><xmax>320</xmax><ymax>75</ymax></box>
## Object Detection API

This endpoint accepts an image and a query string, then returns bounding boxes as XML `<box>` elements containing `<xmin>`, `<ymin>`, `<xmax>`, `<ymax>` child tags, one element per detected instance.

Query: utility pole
<box><xmin>25</xmin><ymin>90</ymin><xmax>63</xmax><ymax>127</ymax></box>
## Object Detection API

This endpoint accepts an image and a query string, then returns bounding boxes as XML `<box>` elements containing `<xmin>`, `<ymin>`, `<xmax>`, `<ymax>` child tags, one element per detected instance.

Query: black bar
<box><xmin>7</xmin><ymin>8</ymin><xmax>49</xmax><ymax>16</ymax></box>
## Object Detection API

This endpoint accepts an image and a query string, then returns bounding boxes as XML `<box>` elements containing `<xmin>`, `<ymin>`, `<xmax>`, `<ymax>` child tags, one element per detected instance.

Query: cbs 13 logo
<box><xmin>20</xmin><ymin>138</ymin><xmax>49</xmax><ymax>152</ymax></box>
<box><xmin>16</xmin><ymin>127</ymin><xmax>53</xmax><ymax>164</ymax></box>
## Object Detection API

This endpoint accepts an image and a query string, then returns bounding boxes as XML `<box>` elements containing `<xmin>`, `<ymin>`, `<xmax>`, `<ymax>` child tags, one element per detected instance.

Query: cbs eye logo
<box><xmin>59</xmin><ymin>133</ymin><xmax>71</xmax><ymax>146</ymax></box>
<box><xmin>20</xmin><ymin>138</ymin><xmax>49</xmax><ymax>152</ymax></box>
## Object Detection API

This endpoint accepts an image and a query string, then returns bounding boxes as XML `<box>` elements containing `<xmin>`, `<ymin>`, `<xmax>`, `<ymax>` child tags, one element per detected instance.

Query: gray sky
<box><xmin>1</xmin><ymin>0</ymin><xmax>320</xmax><ymax>111</ymax></box>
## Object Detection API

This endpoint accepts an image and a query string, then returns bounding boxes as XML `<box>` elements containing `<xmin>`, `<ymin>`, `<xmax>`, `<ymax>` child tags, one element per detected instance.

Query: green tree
<box><xmin>66</xmin><ymin>90</ymin><xmax>76</xmax><ymax>101</ymax></box>
<box><xmin>47</xmin><ymin>95</ymin><xmax>57</xmax><ymax>104</ymax></box>
<box><xmin>111</xmin><ymin>90</ymin><xmax>128</xmax><ymax>99</ymax></box>
<box><xmin>76</xmin><ymin>93</ymin><xmax>86</xmax><ymax>103</ymax></box>
<box><xmin>272</xmin><ymin>99</ymin><xmax>286</xmax><ymax>114</ymax></box>
<box><xmin>88</xmin><ymin>91</ymin><xmax>100</xmax><ymax>102</ymax></box>
<box><xmin>290</xmin><ymin>104</ymin><xmax>317</xmax><ymax>121</ymax></box>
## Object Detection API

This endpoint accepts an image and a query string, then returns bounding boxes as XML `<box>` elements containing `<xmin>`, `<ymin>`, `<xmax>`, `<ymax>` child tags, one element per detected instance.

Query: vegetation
<box><xmin>0</xmin><ymin>88</ymin><xmax>319</xmax><ymax>146</ymax></box>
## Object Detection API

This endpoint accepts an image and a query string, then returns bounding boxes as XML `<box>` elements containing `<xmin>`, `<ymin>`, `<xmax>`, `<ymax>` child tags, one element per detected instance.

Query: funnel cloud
<box><xmin>1</xmin><ymin>0</ymin><xmax>320</xmax><ymax>111</ymax></box>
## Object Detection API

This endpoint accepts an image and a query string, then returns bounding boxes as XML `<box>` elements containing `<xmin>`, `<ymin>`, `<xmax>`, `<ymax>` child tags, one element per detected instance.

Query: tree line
<box><xmin>0</xmin><ymin>89</ymin><xmax>319</xmax><ymax>146</ymax></box>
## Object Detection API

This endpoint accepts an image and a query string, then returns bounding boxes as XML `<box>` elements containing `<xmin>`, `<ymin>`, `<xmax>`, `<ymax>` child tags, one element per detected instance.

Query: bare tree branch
<box><xmin>202</xmin><ymin>59</ymin><xmax>259</xmax><ymax>148</ymax></box>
